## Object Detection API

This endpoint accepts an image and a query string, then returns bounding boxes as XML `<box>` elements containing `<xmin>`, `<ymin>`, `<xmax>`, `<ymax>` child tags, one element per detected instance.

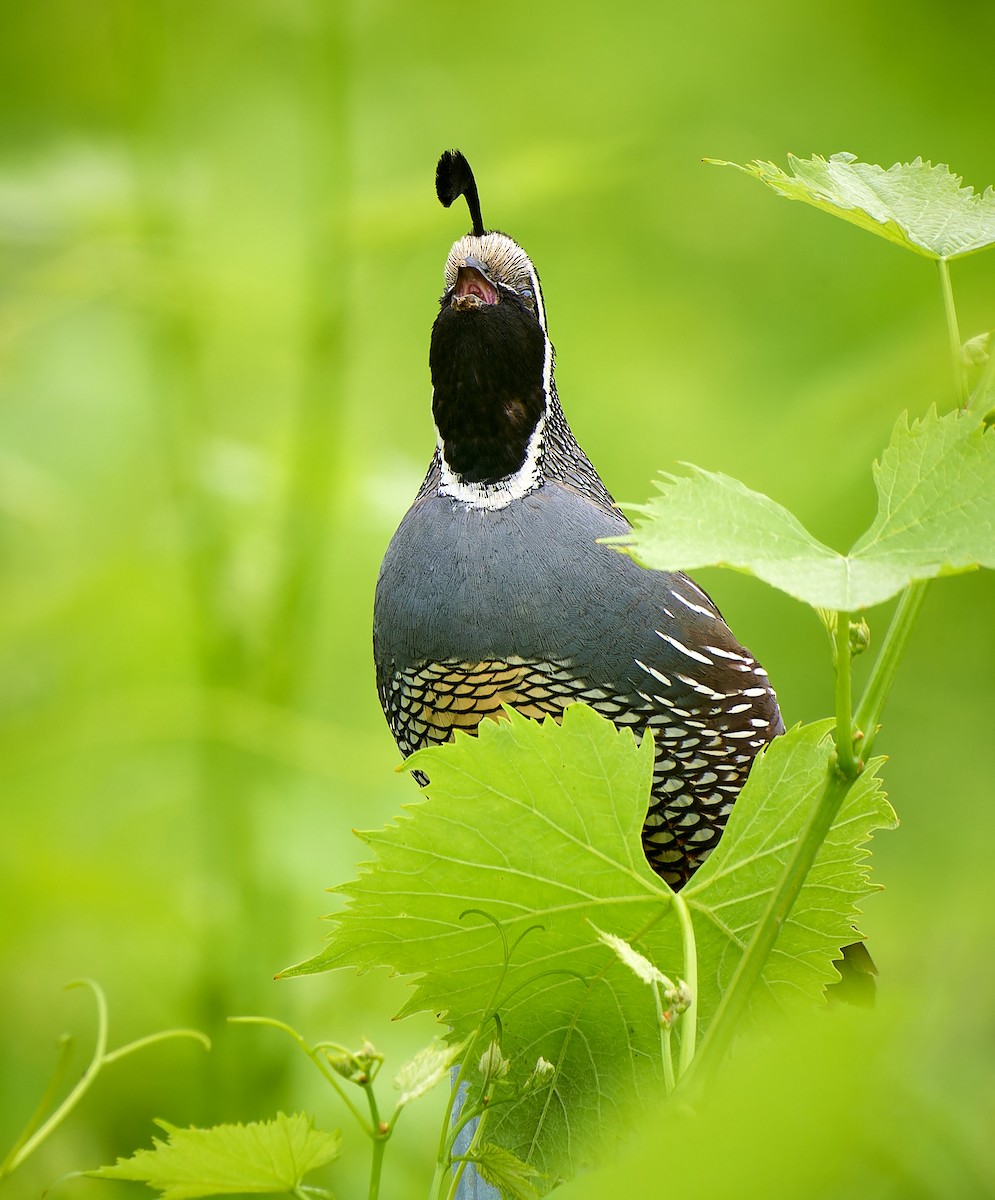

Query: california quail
<box><xmin>373</xmin><ymin>150</ymin><xmax>783</xmax><ymax>889</ymax></box>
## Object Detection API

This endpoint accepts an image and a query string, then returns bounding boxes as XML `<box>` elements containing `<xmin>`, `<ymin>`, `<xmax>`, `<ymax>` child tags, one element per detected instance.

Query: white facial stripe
<box><xmin>527</xmin><ymin>261</ymin><xmax>554</xmax><ymax>407</ymax></box>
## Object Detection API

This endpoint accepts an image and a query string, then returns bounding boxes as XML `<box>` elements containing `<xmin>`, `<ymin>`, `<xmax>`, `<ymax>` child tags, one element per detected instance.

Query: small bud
<box><xmin>326</xmin><ymin>1051</ymin><xmax>358</xmax><ymax>1079</ymax></box>
<box><xmin>478</xmin><ymin>1040</ymin><xmax>510</xmax><ymax>1083</ymax></box>
<box><xmin>664</xmin><ymin>980</ymin><xmax>693</xmax><ymax>1016</ymax></box>
<box><xmin>848</xmin><ymin>619</ymin><xmax>870</xmax><ymax>657</ymax></box>
<box><xmin>523</xmin><ymin>1056</ymin><xmax>556</xmax><ymax>1093</ymax></box>
<box><xmin>961</xmin><ymin>331</ymin><xmax>991</xmax><ymax>365</ymax></box>
<box><xmin>326</xmin><ymin>1040</ymin><xmax>382</xmax><ymax>1083</ymax></box>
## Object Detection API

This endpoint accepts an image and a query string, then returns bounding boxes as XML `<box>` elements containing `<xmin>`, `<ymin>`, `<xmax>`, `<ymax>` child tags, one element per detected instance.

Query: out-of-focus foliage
<box><xmin>558</xmin><ymin>995</ymin><xmax>995</xmax><ymax>1200</ymax></box>
<box><xmin>1</xmin><ymin>2</ymin><xmax>993</xmax><ymax>1197</ymax></box>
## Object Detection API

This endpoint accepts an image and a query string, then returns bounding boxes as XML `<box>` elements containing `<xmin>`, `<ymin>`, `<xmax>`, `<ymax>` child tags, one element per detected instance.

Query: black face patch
<box><xmin>430</xmin><ymin>293</ymin><xmax>546</xmax><ymax>484</ymax></box>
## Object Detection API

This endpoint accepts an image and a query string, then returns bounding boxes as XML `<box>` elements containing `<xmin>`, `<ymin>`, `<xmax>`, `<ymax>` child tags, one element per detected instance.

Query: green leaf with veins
<box><xmin>394</xmin><ymin>1037</ymin><xmax>465</xmax><ymax>1106</ymax></box>
<box><xmin>610</xmin><ymin>405</ymin><xmax>995</xmax><ymax>610</ymax></box>
<box><xmin>711</xmin><ymin>152</ymin><xmax>995</xmax><ymax>260</ymax></box>
<box><xmin>285</xmin><ymin>706</ymin><xmax>893</xmax><ymax>1181</ymax></box>
<box><xmin>88</xmin><ymin>1112</ymin><xmax>340</xmax><ymax>1199</ymax></box>
<box><xmin>473</xmin><ymin>1142</ymin><xmax>546</xmax><ymax>1200</ymax></box>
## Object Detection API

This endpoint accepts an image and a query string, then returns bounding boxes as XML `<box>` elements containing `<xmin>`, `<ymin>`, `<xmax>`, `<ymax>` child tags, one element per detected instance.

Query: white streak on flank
<box><xmin>670</xmin><ymin>589</ymin><xmax>717</xmax><ymax>619</ymax></box>
<box><xmin>679</xmin><ymin>577</ymin><xmax>713</xmax><ymax>604</ymax></box>
<box><xmin>636</xmin><ymin>660</ymin><xmax>672</xmax><ymax>689</ymax></box>
<box><xmin>741</xmin><ymin>686</ymin><xmax>769</xmax><ymax>697</ymax></box>
<box><xmin>703</xmin><ymin>645</ymin><xmax>753</xmax><ymax>663</ymax></box>
<box><xmin>657</xmin><ymin>632</ymin><xmax>715</xmax><ymax>666</ymax></box>
<box><xmin>675</xmin><ymin>673</ymin><xmax>728</xmax><ymax>701</ymax></box>
<box><xmin>639</xmin><ymin>689</ymin><xmax>676</xmax><ymax>708</ymax></box>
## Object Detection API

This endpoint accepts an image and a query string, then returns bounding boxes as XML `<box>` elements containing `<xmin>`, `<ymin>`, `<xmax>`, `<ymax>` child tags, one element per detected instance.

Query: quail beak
<box><xmin>452</xmin><ymin>257</ymin><xmax>499</xmax><ymax>310</ymax></box>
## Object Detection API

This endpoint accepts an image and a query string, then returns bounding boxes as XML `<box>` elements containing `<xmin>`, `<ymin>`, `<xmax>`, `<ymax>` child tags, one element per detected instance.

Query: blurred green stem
<box><xmin>937</xmin><ymin>257</ymin><xmax>967</xmax><ymax>407</ymax></box>
<box><xmin>673</xmin><ymin>890</ymin><xmax>697</xmax><ymax>1077</ymax></box>
<box><xmin>228</xmin><ymin>1017</ymin><xmax>371</xmax><ymax>1134</ymax></box>
<box><xmin>363</xmin><ymin>1085</ymin><xmax>388</xmax><ymax>1200</ymax></box>
<box><xmin>684</xmin><ymin>766</ymin><xmax>853</xmax><ymax>1092</ymax></box>
<box><xmin>854</xmin><ymin>582</ymin><xmax>928</xmax><ymax>761</ymax></box>
<box><xmin>833</xmin><ymin>612</ymin><xmax>859</xmax><ymax>778</ymax></box>
<box><xmin>260</xmin><ymin>9</ymin><xmax>352</xmax><ymax>706</ymax></box>
<box><xmin>684</xmin><ymin>616</ymin><xmax>860</xmax><ymax>1088</ymax></box>
<box><xmin>691</xmin><ymin>246</ymin><xmax>980</xmax><ymax>1088</ymax></box>
<box><xmin>853</xmin><ymin>255</ymin><xmax>971</xmax><ymax>758</ymax></box>
<box><xmin>1</xmin><ymin>982</ymin><xmax>207</xmax><ymax>1182</ymax></box>
<box><xmin>654</xmin><ymin>981</ymin><xmax>676</xmax><ymax>1092</ymax></box>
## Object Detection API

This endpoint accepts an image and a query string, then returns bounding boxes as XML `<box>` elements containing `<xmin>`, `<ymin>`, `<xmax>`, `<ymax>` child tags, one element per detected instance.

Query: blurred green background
<box><xmin>2</xmin><ymin>1</ymin><xmax>993</xmax><ymax>1197</ymax></box>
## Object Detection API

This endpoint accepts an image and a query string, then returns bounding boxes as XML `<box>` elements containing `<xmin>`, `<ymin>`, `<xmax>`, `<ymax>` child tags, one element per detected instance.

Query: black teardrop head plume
<box><xmin>436</xmin><ymin>149</ymin><xmax>485</xmax><ymax>237</ymax></box>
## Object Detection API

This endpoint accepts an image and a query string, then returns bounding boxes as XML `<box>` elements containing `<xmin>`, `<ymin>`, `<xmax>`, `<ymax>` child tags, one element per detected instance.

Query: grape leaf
<box><xmin>286</xmin><ymin>706</ymin><xmax>893</xmax><ymax>1180</ymax></box>
<box><xmin>711</xmin><ymin>152</ymin><xmax>995</xmax><ymax>260</ymax></box>
<box><xmin>473</xmin><ymin>1142</ymin><xmax>546</xmax><ymax>1200</ymax></box>
<box><xmin>610</xmin><ymin>405</ymin><xmax>995</xmax><ymax>610</ymax></box>
<box><xmin>88</xmin><ymin>1112</ymin><xmax>340</xmax><ymax>1199</ymax></box>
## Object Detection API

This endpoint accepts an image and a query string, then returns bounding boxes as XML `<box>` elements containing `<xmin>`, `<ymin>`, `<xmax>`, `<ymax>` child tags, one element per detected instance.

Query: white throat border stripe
<box><xmin>437</xmin><ymin>411</ymin><xmax>548</xmax><ymax>510</ymax></box>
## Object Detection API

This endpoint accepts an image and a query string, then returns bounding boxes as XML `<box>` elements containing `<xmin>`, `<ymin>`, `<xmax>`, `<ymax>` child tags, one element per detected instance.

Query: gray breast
<box><xmin>373</xmin><ymin>482</ymin><xmax>702</xmax><ymax>689</ymax></box>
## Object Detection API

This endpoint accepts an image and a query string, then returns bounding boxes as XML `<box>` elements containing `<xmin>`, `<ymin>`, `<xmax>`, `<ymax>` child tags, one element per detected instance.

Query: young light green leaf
<box><xmin>472</xmin><ymin>1142</ymin><xmax>546</xmax><ymax>1200</ymax></box>
<box><xmin>88</xmin><ymin>1112</ymin><xmax>340</xmax><ymax>1199</ymax></box>
<box><xmin>593</xmin><ymin>926</ymin><xmax>675</xmax><ymax>989</ymax></box>
<box><xmin>612</xmin><ymin>405</ymin><xmax>995</xmax><ymax>610</ymax></box>
<box><xmin>614</xmin><ymin>467</ymin><xmax>846</xmax><ymax>607</ymax></box>
<box><xmin>712</xmin><ymin>152</ymin><xmax>995</xmax><ymax>260</ymax></box>
<box><xmin>849</xmin><ymin>406</ymin><xmax>995</xmax><ymax>586</ymax></box>
<box><xmin>522</xmin><ymin>1057</ymin><xmax>556</xmax><ymax>1094</ymax></box>
<box><xmin>478</xmin><ymin>1040</ymin><xmax>511</xmax><ymax>1083</ymax></box>
<box><xmin>287</xmin><ymin>706</ymin><xmax>893</xmax><ymax>1181</ymax></box>
<box><xmin>394</xmin><ymin>1037</ymin><xmax>463</xmax><ymax>1106</ymax></box>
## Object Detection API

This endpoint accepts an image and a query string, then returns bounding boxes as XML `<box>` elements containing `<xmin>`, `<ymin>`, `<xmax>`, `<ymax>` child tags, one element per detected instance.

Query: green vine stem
<box><xmin>687</xmin><ymin>237</ymin><xmax>981</xmax><ymax>1090</ymax></box>
<box><xmin>853</xmin><ymin>581</ymin><xmax>928</xmax><ymax>760</ymax></box>
<box><xmin>683</xmin><ymin>765</ymin><xmax>854</xmax><ymax>1091</ymax></box>
<box><xmin>653</xmin><ymin>982</ymin><xmax>676</xmax><ymax>1092</ymax></box>
<box><xmin>363</xmin><ymin>1084</ymin><xmax>388</xmax><ymax>1200</ymax></box>
<box><xmin>690</xmin><ymin>593</ymin><xmax>870</xmax><ymax>1080</ymax></box>
<box><xmin>938</xmin><ymin>257</ymin><xmax>967</xmax><ymax>407</ymax></box>
<box><xmin>446</xmin><ymin>1098</ymin><xmax>493</xmax><ymax>1200</ymax></box>
<box><xmin>833</xmin><ymin>612</ymin><xmax>859</xmax><ymax>778</ymax></box>
<box><xmin>229</xmin><ymin>1017</ymin><xmax>373</xmax><ymax>1135</ymax></box>
<box><xmin>1</xmin><ymin>981</ymin><xmax>208</xmax><ymax>1183</ymax></box>
<box><xmin>672</xmin><ymin>889</ymin><xmax>698</xmax><ymax>1078</ymax></box>
<box><xmin>853</xmin><ymin>254</ymin><xmax>977</xmax><ymax>756</ymax></box>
